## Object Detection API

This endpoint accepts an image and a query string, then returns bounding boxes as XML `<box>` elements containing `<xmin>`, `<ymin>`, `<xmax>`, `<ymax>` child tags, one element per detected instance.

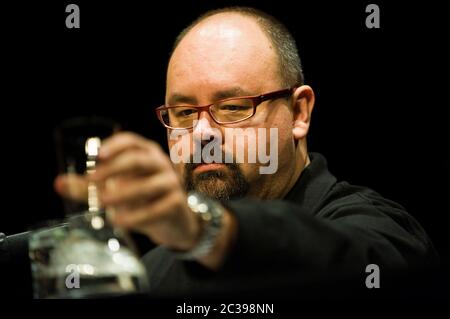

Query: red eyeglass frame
<box><xmin>155</xmin><ymin>87</ymin><xmax>297</xmax><ymax>129</ymax></box>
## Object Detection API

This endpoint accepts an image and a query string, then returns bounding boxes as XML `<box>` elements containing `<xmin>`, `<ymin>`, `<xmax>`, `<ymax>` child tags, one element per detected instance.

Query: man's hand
<box><xmin>91</xmin><ymin>132</ymin><xmax>202</xmax><ymax>251</ymax></box>
<box><xmin>54</xmin><ymin>132</ymin><xmax>237</xmax><ymax>270</ymax></box>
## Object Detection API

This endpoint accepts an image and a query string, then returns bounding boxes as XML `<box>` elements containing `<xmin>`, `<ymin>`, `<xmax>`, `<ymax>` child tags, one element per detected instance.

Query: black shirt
<box><xmin>141</xmin><ymin>152</ymin><xmax>438</xmax><ymax>297</ymax></box>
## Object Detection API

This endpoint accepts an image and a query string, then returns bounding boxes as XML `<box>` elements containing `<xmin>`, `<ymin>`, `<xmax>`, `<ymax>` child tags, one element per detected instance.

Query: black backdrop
<box><xmin>1</xmin><ymin>0</ymin><xmax>448</xmax><ymax>276</ymax></box>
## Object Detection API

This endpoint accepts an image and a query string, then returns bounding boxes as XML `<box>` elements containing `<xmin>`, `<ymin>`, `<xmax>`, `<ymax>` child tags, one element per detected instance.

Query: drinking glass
<box><xmin>29</xmin><ymin>117</ymin><xmax>148</xmax><ymax>298</ymax></box>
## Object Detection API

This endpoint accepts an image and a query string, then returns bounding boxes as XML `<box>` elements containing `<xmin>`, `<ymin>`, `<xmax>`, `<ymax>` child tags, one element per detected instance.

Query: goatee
<box><xmin>184</xmin><ymin>162</ymin><xmax>250</xmax><ymax>201</ymax></box>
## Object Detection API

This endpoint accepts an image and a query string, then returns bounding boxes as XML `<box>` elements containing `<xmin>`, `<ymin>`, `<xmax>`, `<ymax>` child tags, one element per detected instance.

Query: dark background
<box><xmin>1</xmin><ymin>0</ymin><xmax>447</xmax><ymax>292</ymax></box>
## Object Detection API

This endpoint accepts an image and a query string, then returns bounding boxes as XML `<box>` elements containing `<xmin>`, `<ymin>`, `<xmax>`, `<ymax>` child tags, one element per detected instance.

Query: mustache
<box><xmin>184</xmin><ymin>150</ymin><xmax>238</xmax><ymax>170</ymax></box>
<box><xmin>184</xmin><ymin>162</ymin><xmax>240</xmax><ymax>175</ymax></box>
<box><xmin>183</xmin><ymin>150</ymin><xmax>250</xmax><ymax>201</ymax></box>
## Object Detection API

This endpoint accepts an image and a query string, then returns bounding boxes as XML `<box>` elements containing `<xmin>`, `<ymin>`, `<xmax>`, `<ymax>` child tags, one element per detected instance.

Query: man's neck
<box><xmin>248</xmin><ymin>151</ymin><xmax>310</xmax><ymax>200</ymax></box>
<box><xmin>279</xmin><ymin>152</ymin><xmax>310</xmax><ymax>199</ymax></box>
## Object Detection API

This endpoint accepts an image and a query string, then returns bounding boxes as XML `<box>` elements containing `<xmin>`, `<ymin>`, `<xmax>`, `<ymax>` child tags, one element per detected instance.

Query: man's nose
<box><xmin>193</xmin><ymin>111</ymin><xmax>221</xmax><ymax>145</ymax></box>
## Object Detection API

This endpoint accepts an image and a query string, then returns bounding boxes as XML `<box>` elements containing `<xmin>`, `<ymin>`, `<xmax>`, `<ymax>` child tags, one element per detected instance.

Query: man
<box><xmin>1</xmin><ymin>7</ymin><xmax>438</xmax><ymax>297</ymax></box>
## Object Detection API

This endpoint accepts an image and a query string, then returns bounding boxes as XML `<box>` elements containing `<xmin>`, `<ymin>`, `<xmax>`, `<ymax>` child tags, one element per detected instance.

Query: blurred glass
<box><xmin>29</xmin><ymin>214</ymin><xmax>148</xmax><ymax>298</ymax></box>
<box><xmin>54</xmin><ymin>116</ymin><xmax>120</xmax><ymax>215</ymax></box>
<box><xmin>29</xmin><ymin>116</ymin><xmax>148</xmax><ymax>298</ymax></box>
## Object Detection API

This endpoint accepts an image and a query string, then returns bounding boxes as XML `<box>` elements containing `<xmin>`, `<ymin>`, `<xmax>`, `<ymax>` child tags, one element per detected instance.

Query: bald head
<box><xmin>167</xmin><ymin>13</ymin><xmax>282</xmax><ymax>100</ymax></box>
<box><xmin>169</xmin><ymin>7</ymin><xmax>303</xmax><ymax>88</ymax></box>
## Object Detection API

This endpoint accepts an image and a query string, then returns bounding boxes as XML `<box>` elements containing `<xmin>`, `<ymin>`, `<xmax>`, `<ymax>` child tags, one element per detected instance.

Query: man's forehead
<box><xmin>195</xmin><ymin>17</ymin><xmax>246</xmax><ymax>41</ymax></box>
<box><xmin>170</xmin><ymin>13</ymin><xmax>275</xmax><ymax>65</ymax></box>
<box><xmin>167</xmin><ymin>13</ymin><xmax>279</xmax><ymax>97</ymax></box>
<box><xmin>188</xmin><ymin>13</ymin><xmax>263</xmax><ymax>42</ymax></box>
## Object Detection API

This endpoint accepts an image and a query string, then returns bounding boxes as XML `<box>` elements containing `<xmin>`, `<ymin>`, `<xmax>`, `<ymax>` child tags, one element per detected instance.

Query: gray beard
<box><xmin>184</xmin><ymin>162</ymin><xmax>250</xmax><ymax>201</ymax></box>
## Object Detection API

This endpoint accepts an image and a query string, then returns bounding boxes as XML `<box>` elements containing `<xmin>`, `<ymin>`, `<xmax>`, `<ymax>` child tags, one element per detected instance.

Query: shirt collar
<box><xmin>284</xmin><ymin>152</ymin><xmax>337</xmax><ymax>214</ymax></box>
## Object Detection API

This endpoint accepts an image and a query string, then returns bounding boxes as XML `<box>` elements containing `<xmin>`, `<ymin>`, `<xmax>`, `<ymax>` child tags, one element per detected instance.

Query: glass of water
<box><xmin>29</xmin><ymin>213</ymin><xmax>148</xmax><ymax>298</ymax></box>
<box><xmin>29</xmin><ymin>116</ymin><xmax>149</xmax><ymax>298</ymax></box>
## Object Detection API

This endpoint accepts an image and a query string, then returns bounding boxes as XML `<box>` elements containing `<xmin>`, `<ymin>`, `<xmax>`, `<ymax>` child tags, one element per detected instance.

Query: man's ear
<box><xmin>292</xmin><ymin>85</ymin><xmax>315</xmax><ymax>141</ymax></box>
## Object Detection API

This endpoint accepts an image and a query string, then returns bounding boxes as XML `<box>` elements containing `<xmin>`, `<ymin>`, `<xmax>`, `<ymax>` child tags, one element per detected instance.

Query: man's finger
<box><xmin>98</xmin><ymin>132</ymin><xmax>154</xmax><ymax>160</ymax></box>
<box><xmin>54</xmin><ymin>174</ymin><xmax>88</xmax><ymax>202</ymax></box>
<box><xmin>91</xmin><ymin>150</ymin><xmax>161</xmax><ymax>182</ymax></box>
<box><xmin>111</xmin><ymin>190</ymin><xmax>182</xmax><ymax>230</ymax></box>
<box><xmin>101</xmin><ymin>172</ymin><xmax>174</xmax><ymax>207</ymax></box>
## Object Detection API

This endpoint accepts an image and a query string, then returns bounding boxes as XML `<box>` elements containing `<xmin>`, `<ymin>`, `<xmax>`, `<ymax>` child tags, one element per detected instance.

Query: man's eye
<box><xmin>176</xmin><ymin>109</ymin><xmax>196</xmax><ymax>117</ymax></box>
<box><xmin>221</xmin><ymin>105</ymin><xmax>249</xmax><ymax>112</ymax></box>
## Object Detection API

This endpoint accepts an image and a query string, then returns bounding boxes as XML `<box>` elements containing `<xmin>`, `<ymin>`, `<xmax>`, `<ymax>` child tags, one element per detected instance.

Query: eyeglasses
<box><xmin>155</xmin><ymin>87</ymin><xmax>297</xmax><ymax>129</ymax></box>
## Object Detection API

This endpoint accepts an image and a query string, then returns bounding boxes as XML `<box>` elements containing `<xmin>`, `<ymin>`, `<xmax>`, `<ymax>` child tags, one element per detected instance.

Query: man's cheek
<box><xmin>168</xmin><ymin>131</ymin><xmax>192</xmax><ymax>164</ymax></box>
<box><xmin>238</xmin><ymin>162</ymin><xmax>259</xmax><ymax>182</ymax></box>
<box><xmin>175</xmin><ymin>163</ymin><xmax>185</xmax><ymax>175</ymax></box>
<box><xmin>223</xmin><ymin>129</ymin><xmax>256</xmax><ymax>164</ymax></box>
<box><xmin>169</xmin><ymin>162</ymin><xmax>185</xmax><ymax>181</ymax></box>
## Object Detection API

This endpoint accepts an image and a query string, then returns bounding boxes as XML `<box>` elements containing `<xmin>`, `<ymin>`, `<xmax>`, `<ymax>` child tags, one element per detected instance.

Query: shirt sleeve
<box><xmin>219</xmin><ymin>195</ymin><xmax>438</xmax><ymax>278</ymax></box>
